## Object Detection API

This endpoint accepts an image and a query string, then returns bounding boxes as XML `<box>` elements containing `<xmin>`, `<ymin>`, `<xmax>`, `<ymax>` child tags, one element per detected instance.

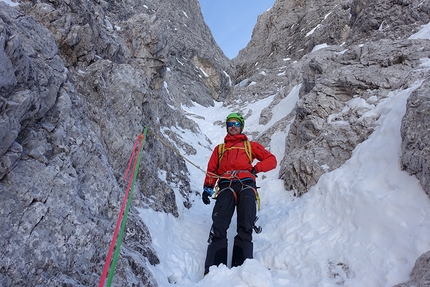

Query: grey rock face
<box><xmin>347</xmin><ymin>0</ymin><xmax>430</xmax><ymax>45</ymax></box>
<box><xmin>234</xmin><ymin>0</ymin><xmax>351</xmax><ymax>80</ymax></box>
<box><xmin>234</xmin><ymin>0</ymin><xmax>430</xmax><ymax>81</ymax></box>
<box><xmin>394</xmin><ymin>251</ymin><xmax>430</xmax><ymax>287</ymax></box>
<box><xmin>234</xmin><ymin>0</ymin><xmax>430</xmax><ymax>197</ymax></box>
<box><xmin>401</xmin><ymin>79</ymin><xmax>430</xmax><ymax>198</ymax></box>
<box><xmin>0</xmin><ymin>0</ymin><xmax>232</xmax><ymax>286</ymax></box>
<box><xmin>232</xmin><ymin>0</ymin><xmax>430</xmax><ymax>283</ymax></box>
<box><xmin>280</xmin><ymin>40</ymin><xmax>430</xmax><ymax>196</ymax></box>
<box><xmin>0</xmin><ymin>2</ymin><xmax>67</xmax><ymax>176</ymax></box>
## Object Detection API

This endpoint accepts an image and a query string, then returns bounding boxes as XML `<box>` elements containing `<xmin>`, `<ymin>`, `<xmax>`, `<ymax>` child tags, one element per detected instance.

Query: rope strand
<box><xmin>148</xmin><ymin>129</ymin><xmax>220</xmax><ymax>179</ymax></box>
<box><xmin>99</xmin><ymin>127</ymin><xmax>148</xmax><ymax>287</ymax></box>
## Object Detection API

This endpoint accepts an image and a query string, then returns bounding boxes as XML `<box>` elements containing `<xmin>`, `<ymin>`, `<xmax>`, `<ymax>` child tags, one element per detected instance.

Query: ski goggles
<box><xmin>227</xmin><ymin>122</ymin><xmax>241</xmax><ymax>127</ymax></box>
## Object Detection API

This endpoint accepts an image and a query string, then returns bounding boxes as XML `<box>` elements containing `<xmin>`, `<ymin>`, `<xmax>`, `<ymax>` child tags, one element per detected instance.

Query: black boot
<box><xmin>231</xmin><ymin>238</ymin><xmax>253</xmax><ymax>267</ymax></box>
<box><xmin>204</xmin><ymin>239</ymin><xmax>228</xmax><ymax>274</ymax></box>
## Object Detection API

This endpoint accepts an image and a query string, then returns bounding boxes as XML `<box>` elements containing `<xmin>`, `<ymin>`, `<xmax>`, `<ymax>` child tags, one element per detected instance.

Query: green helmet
<box><xmin>226</xmin><ymin>112</ymin><xmax>245</xmax><ymax>130</ymax></box>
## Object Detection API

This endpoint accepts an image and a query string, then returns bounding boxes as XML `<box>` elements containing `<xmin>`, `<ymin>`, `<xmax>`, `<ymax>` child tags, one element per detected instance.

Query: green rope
<box><xmin>106</xmin><ymin>126</ymin><xmax>148</xmax><ymax>286</ymax></box>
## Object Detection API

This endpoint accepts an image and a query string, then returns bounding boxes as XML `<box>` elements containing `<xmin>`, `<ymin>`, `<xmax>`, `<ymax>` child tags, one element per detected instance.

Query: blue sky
<box><xmin>198</xmin><ymin>0</ymin><xmax>276</xmax><ymax>59</ymax></box>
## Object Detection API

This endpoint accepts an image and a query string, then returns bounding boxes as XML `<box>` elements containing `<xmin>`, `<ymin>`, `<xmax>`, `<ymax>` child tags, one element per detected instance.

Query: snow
<box><xmin>199</xmin><ymin>68</ymin><xmax>209</xmax><ymax>77</ymax></box>
<box><xmin>137</xmin><ymin>75</ymin><xmax>430</xmax><ymax>286</ymax></box>
<box><xmin>409</xmin><ymin>22</ymin><xmax>430</xmax><ymax>40</ymax></box>
<box><xmin>311</xmin><ymin>43</ymin><xmax>329</xmax><ymax>53</ymax></box>
<box><xmin>222</xmin><ymin>70</ymin><xmax>232</xmax><ymax>86</ymax></box>
<box><xmin>328</xmin><ymin>96</ymin><xmax>378</xmax><ymax>126</ymax></box>
<box><xmin>306</xmin><ymin>24</ymin><xmax>322</xmax><ymax>37</ymax></box>
<box><xmin>0</xmin><ymin>0</ymin><xmax>18</xmax><ymax>6</ymax></box>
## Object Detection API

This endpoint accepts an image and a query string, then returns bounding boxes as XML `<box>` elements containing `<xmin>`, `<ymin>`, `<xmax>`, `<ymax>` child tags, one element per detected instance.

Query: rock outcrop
<box><xmin>394</xmin><ymin>251</ymin><xmax>430</xmax><ymax>287</ymax></box>
<box><xmin>234</xmin><ymin>0</ymin><xmax>430</xmax><ymax>197</ymax></box>
<box><xmin>0</xmin><ymin>0</ymin><xmax>232</xmax><ymax>285</ymax></box>
<box><xmin>232</xmin><ymin>0</ymin><xmax>430</xmax><ymax>284</ymax></box>
<box><xmin>401</xmin><ymin>79</ymin><xmax>430</xmax><ymax>198</ymax></box>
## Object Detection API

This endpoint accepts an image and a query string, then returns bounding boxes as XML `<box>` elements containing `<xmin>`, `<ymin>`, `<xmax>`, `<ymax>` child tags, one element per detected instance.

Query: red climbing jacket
<box><xmin>203</xmin><ymin>133</ymin><xmax>277</xmax><ymax>188</ymax></box>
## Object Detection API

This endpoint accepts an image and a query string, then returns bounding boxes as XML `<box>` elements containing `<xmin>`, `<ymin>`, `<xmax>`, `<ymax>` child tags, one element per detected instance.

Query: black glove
<box><xmin>251</xmin><ymin>167</ymin><xmax>258</xmax><ymax>177</ymax></box>
<box><xmin>202</xmin><ymin>186</ymin><xmax>214</xmax><ymax>205</ymax></box>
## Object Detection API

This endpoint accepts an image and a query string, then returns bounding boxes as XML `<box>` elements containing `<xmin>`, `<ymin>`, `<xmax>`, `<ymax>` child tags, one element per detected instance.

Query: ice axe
<box><xmin>252</xmin><ymin>216</ymin><xmax>262</xmax><ymax>234</ymax></box>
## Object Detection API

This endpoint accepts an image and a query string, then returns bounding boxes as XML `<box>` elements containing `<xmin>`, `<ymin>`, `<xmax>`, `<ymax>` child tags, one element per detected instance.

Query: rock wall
<box><xmin>280</xmin><ymin>40</ymin><xmax>430</xmax><ymax>196</ymax></box>
<box><xmin>232</xmin><ymin>0</ymin><xmax>430</xmax><ymax>283</ymax></box>
<box><xmin>401</xmin><ymin>79</ymin><xmax>430</xmax><ymax>197</ymax></box>
<box><xmin>394</xmin><ymin>251</ymin><xmax>430</xmax><ymax>287</ymax></box>
<box><xmin>234</xmin><ymin>0</ymin><xmax>430</xmax><ymax>197</ymax></box>
<box><xmin>0</xmin><ymin>0</ymin><xmax>232</xmax><ymax>285</ymax></box>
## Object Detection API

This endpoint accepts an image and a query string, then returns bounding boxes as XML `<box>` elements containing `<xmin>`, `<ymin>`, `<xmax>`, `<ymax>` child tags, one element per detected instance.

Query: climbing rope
<box><xmin>99</xmin><ymin>127</ymin><xmax>148</xmax><ymax>287</ymax></box>
<box><xmin>148</xmin><ymin>129</ymin><xmax>219</xmax><ymax>179</ymax></box>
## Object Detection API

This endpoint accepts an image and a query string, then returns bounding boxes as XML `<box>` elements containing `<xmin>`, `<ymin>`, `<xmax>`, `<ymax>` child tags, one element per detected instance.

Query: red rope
<box><xmin>99</xmin><ymin>134</ymin><xmax>145</xmax><ymax>287</ymax></box>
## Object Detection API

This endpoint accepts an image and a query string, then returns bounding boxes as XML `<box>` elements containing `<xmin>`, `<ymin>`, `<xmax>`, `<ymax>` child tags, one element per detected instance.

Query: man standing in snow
<box><xmin>202</xmin><ymin>112</ymin><xmax>277</xmax><ymax>275</ymax></box>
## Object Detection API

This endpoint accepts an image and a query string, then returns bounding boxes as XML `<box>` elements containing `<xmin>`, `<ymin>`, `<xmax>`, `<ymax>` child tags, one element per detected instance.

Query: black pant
<box><xmin>204</xmin><ymin>180</ymin><xmax>257</xmax><ymax>274</ymax></box>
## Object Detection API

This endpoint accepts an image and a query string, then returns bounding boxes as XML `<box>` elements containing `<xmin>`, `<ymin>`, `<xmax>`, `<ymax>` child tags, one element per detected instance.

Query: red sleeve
<box><xmin>251</xmin><ymin>141</ymin><xmax>277</xmax><ymax>173</ymax></box>
<box><xmin>203</xmin><ymin>145</ymin><xmax>221</xmax><ymax>188</ymax></box>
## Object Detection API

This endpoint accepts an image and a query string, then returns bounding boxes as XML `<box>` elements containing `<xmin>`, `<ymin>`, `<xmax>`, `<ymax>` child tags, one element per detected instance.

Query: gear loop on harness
<box><xmin>211</xmin><ymin>170</ymin><xmax>261</xmax><ymax>211</ymax></box>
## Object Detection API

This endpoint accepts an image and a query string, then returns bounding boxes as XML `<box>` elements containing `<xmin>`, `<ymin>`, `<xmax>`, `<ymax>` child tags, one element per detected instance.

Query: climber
<box><xmin>202</xmin><ymin>112</ymin><xmax>277</xmax><ymax>275</ymax></box>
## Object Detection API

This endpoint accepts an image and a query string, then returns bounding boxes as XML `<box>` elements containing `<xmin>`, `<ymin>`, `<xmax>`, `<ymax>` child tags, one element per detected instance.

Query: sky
<box><xmin>198</xmin><ymin>0</ymin><xmax>276</xmax><ymax>59</ymax></box>
<box><xmin>136</xmin><ymin>24</ymin><xmax>430</xmax><ymax>287</ymax></box>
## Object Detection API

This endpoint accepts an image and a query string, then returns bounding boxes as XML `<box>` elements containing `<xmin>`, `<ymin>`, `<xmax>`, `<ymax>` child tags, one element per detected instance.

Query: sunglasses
<box><xmin>227</xmin><ymin>122</ymin><xmax>241</xmax><ymax>127</ymax></box>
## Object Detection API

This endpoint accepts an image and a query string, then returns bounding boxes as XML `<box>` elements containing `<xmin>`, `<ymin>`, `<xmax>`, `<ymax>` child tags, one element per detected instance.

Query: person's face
<box><xmin>227</xmin><ymin>119</ymin><xmax>241</xmax><ymax>135</ymax></box>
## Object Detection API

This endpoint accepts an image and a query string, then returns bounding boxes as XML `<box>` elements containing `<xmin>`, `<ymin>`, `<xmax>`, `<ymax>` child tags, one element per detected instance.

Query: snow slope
<box><xmin>138</xmin><ymin>76</ymin><xmax>430</xmax><ymax>287</ymax></box>
<box><xmin>138</xmin><ymin>24</ymin><xmax>430</xmax><ymax>287</ymax></box>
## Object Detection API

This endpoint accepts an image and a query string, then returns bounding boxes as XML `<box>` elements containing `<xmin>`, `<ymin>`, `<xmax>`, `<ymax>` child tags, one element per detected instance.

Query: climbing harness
<box><xmin>214</xmin><ymin>170</ymin><xmax>261</xmax><ymax>210</ymax></box>
<box><xmin>99</xmin><ymin>127</ymin><xmax>148</xmax><ymax>287</ymax></box>
<box><xmin>213</xmin><ymin>170</ymin><xmax>262</xmax><ymax>233</ymax></box>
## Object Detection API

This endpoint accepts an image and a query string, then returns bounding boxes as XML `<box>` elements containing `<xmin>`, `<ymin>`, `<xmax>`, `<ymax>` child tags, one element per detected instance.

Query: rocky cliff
<box><xmin>233</xmin><ymin>0</ymin><xmax>430</xmax><ymax>284</ymax></box>
<box><xmin>234</xmin><ymin>0</ymin><xmax>430</xmax><ymax>198</ymax></box>
<box><xmin>1</xmin><ymin>0</ymin><xmax>231</xmax><ymax>285</ymax></box>
<box><xmin>1</xmin><ymin>0</ymin><xmax>430</xmax><ymax>286</ymax></box>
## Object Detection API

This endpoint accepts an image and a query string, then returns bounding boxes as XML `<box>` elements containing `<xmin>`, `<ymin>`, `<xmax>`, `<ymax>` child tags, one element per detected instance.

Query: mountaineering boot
<box><xmin>231</xmin><ymin>238</ymin><xmax>253</xmax><ymax>267</ymax></box>
<box><xmin>204</xmin><ymin>239</ymin><xmax>228</xmax><ymax>275</ymax></box>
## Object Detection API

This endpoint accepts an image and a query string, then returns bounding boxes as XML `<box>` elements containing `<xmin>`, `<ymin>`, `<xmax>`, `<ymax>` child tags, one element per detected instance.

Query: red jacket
<box><xmin>203</xmin><ymin>133</ymin><xmax>277</xmax><ymax>188</ymax></box>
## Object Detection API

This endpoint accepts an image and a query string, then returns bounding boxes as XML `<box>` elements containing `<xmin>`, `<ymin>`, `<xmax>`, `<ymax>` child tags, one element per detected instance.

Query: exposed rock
<box><xmin>347</xmin><ymin>0</ymin><xmax>430</xmax><ymax>45</ymax></box>
<box><xmin>0</xmin><ymin>0</ymin><xmax>232</xmax><ymax>285</ymax></box>
<box><xmin>401</xmin><ymin>78</ymin><xmax>430</xmax><ymax>198</ymax></box>
<box><xmin>234</xmin><ymin>0</ymin><xmax>352</xmax><ymax>80</ymax></box>
<box><xmin>0</xmin><ymin>2</ymin><xmax>67</xmax><ymax>174</ymax></box>
<box><xmin>232</xmin><ymin>0</ymin><xmax>430</xmax><ymax>283</ymax></box>
<box><xmin>394</xmin><ymin>251</ymin><xmax>430</xmax><ymax>287</ymax></box>
<box><xmin>234</xmin><ymin>0</ymin><xmax>430</xmax><ymax>80</ymax></box>
<box><xmin>279</xmin><ymin>40</ymin><xmax>430</xmax><ymax>196</ymax></box>
<box><xmin>234</xmin><ymin>0</ymin><xmax>430</xmax><ymax>197</ymax></box>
